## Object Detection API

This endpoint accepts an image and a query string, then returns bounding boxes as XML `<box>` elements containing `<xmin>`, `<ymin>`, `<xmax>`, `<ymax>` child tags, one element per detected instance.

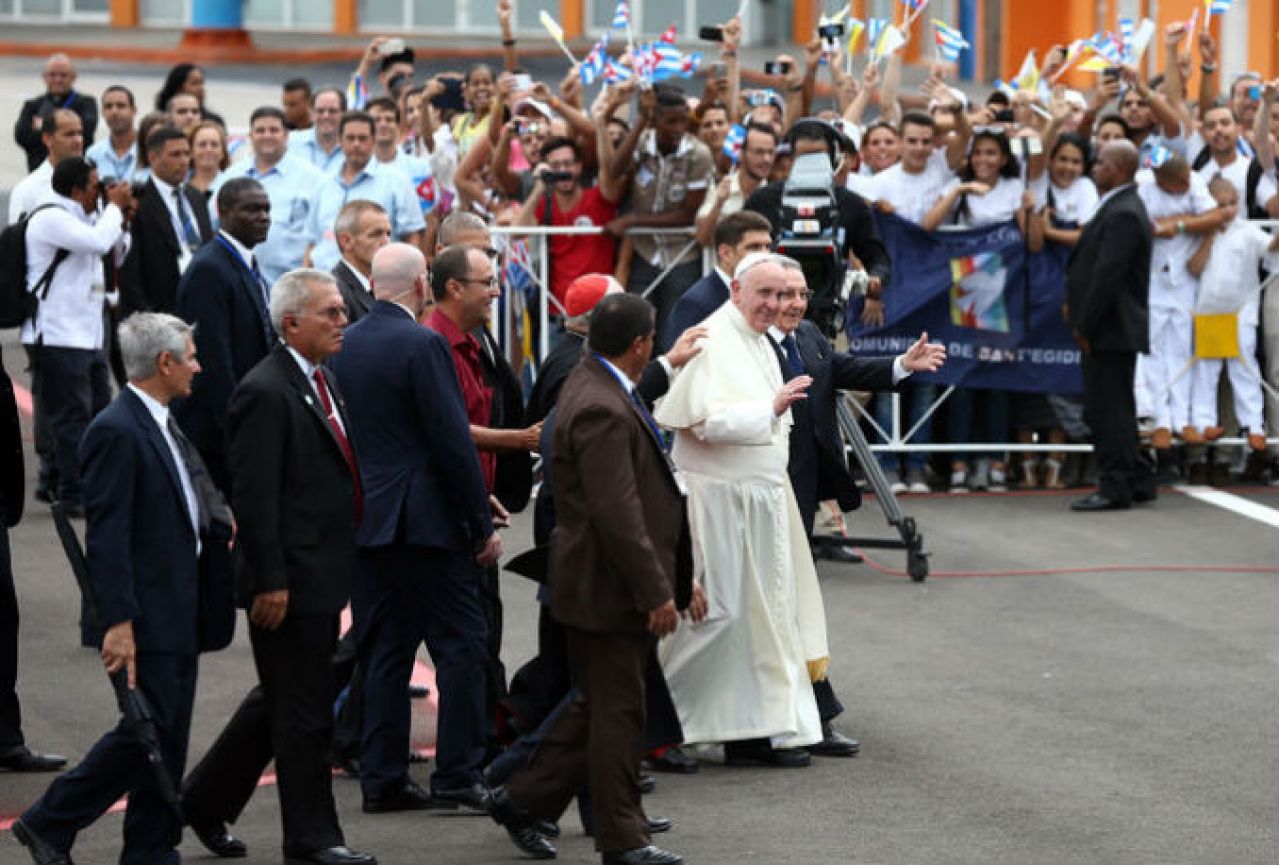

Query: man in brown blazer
<box><xmin>489</xmin><ymin>293</ymin><xmax>705</xmax><ymax>865</ymax></box>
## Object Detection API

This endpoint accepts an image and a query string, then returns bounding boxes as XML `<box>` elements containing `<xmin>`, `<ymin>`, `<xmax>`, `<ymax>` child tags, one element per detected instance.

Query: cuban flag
<box><xmin>658</xmin><ymin>23</ymin><xmax>678</xmax><ymax>45</ymax></box>
<box><xmin>1088</xmin><ymin>32</ymin><xmax>1125</xmax><ymax>64</ymax></box>
<box><xmin>901</xmin><ymin>0</ymin><xmax>927</xmax><ymax>11</ymax></box>
<box><xmin>580</xmin><ymin>37</ymin><xmax>608</xmax><ymax>86</ymax></box>
<box><xmin>722</xmin><ymin>123</ymin><xmax>746</xmax><ymax>163</ymax></box>
<box><xmin>611</xmin><ymin>0</ymin><xmax>629</xmax><ymax>29</ymax></box>
<box><xmin>649</xmin><ymin>43</ymin><xmax>687</xmax><ymax>82</ymax></box>
<box><xmin>1208</xmin><ymin>0</ymin><xmax>1232</xmax><ymax>15</ymax></box>
<box><xmin>1141</xmin><ymin>141</ymin><xmax>1174</xmax><ymax>169</ymax></box>
<box><xmin>680</xmin><ymin>51</ymin><xmax>702</xmax><ymax>77</ymax></box>
<box><xmin>605</xmin><ymin>58</ymin><xmax>633</xmax><ymax>84</ymax></box>
<box><xmin>1117</xmin><ymin>16</ymin><xmax>1135</xmax><ymax>62</ymax></box>
<box><xmin>932</xmin><ymin>19</ymin><xmax>970</xmax><ymax>62</ymax></box>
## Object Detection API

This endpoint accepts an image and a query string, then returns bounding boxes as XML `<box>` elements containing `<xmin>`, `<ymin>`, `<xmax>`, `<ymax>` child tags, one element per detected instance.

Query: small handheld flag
<box><xmin>723</xmin><ymin>123</ymin><xmax>746</xmax><ymax>162</ymax></box>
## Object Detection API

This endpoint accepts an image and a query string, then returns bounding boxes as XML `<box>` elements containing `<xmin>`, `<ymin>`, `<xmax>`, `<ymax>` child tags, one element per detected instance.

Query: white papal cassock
<box><xmin>653</xmin><ymin>300</ymin><xmax>827</xmax><ymax>748</ymax></box>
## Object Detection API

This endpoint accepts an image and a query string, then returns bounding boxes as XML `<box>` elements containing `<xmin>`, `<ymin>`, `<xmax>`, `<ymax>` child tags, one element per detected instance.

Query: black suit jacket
<box><xmin>80</xmin><ymin>388</ymin><xmax>233</xmax><ymax>654</ymax></box>
<box><xmin>477</xmin><ymin>327</ymin><xmax>533</xmax><ymax>513</ymax></box>
<box><xmin>527</xmin><ymin>332</ymin><xmax>671</xmax><ymax>427</ymax></box>
<box><xmin>119</xmin><ymin>179</ymin><xmax>214</xmax><ymax>314</ymax></box>
<box><xmin>226</xmin><ymin>345</ymin><xmax>360</xmax><ymax>617</ymax></box>
<box><xmin>327</xmin><ymin>301</ymin><xmax>492</xmax><ymax>554</ymax></box>
<box><xmin>774</xmin><ymin>321</ymin><xmax>896</xmax><ymax>523</ymax></box>
<box><xmin>663</xmin><ymin>270</ymin><xmax>728</xmax><ymax>350</ymax></box>
<box><xmin>175</xmin><ymin>238</ymin><xmax>275</xmax><ymax>483</ymax></box>
<box><xmin>1066</xmin><ymin>184</ymin><xmax>1151</xmax><ymax>354</ymax></box>
<box><xmin>14</xmin><ymin>91</ymin><xmax>97</xmax><ymax>172</ymax></box>
<box><xmin>333</xmin><ymin>260</ymin><xmax>374</xmax><ymax>323</ymax></box>
<box><xmin>0</xmin><ymin>346</ymin><xmax>23</xmax><ymax>527</ymax></box>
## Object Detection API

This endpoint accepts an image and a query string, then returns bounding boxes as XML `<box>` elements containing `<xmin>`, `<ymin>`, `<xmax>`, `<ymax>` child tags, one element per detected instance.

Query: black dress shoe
<box><xmin>533</xmin><ymin>819</ymin><xmax>560</xmax><ymax>838</ymax></box>
<box><xmin>0</xmin><ymin>746</ymin><xmax>67</xmax><ymax>772</ymax></box>
<box><xmin>431</xmin><ymin>781</ymin><xmax>490</xmax><ymax>812</ymax></box>
<box><xmin>643</xmin><ymin>746</ymin><xmax>698</xmax><ymax>774</ymax></box>
<box><xmin>1132</xmin><ymin>488</ymin><xmax>1157</xmax><ymax>503</ymax></box>
<box><xmin>489</xmin><ymin>788</ymin><xmax>557</xmax><ymax>860</ymax></box>
<box><xmin>723</xmin><ymin>740</ymin><xmax>812</xmax><ymax>768</ymax></box>
<box><xmin>12</xmin><ymin>818</ymin><xmax>74</xmax><ymax>865</ymax></box>
<box><xmin>188</xmin><ymin>819</ymin><xmax>247</xmax><ymax>858</ymax></box>
<box><xmin>601</xmin><ymin>845</ymin><xmax>683</xmax><ymax>865</ymax></box>
<box><xmin>646</xmin><ymin>816</ymin><xmax>673</xmax><ymax>834</ymax></box>
<box><xmin>363</xmin><ymin>778</ymin><xmax>447</xmax><ymax>813</ymax></box>
<box><xmin>1070</xmin><ymin>492</ymin><xmax>1131</xmax><ymax>512</ymax></box>
<box><xmin>805</xmin><ymin>723</ymin><xmax>860</xmax><ymax>758</ymax></box>
<box><xmin>284</xmin><ymin>846</ymin><xmax>376</xmax><ymax>865</ymax></box>
<box><xmin>638</xmin><ymin>773</ymin><xmax>656</xmax><ymax>795</ymax></box>
<box><xmin>814</xmin><ymin>541</ymin><xmax>864</xmax><ymax>564</ymax></box>
<box><xmin>331</xmin><ymin>754</ymin><xmax>360</xmax><ymax>777</ymax></box>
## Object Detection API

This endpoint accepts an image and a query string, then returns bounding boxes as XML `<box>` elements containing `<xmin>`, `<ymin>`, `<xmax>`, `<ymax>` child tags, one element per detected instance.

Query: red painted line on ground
<box><xmin>13</xmin><ymin>381</ymin><xmax>32</xmax><ymax>417</ymax></box>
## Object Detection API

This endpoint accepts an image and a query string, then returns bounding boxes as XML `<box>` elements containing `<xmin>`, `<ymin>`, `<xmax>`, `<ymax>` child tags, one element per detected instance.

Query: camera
<box><xmin>817</xmin><ymin>23</ymin><xmax>845</xmax><ymax>39</ymax></box>
<box><xmin>1009</xmin><ymin>136</ymin><xmax>1043</xmax><ymax>159</ymax></box>
<box><xmin>776</xmin><ymin>150</ymin><xmax>845</xmax><ymax>336</ymax></box>
<box><xmin>699</xmin><ymin>25</ymin><xmax>723</xmax><ymax>42</ymax></box>
<box><xmin>539</xmin><ymin>170</ymin><xmax>574</xmax><ymax>185</ymax></box>
<box><xmin>764</xmin><ymin>61</ymin><xmax>792</xmax><ymax>76</ymax></box>
<box><xmin>1102</xmin><ymin>66</ymin><xmax>1121</xmax><ymax>83</ymax></box>
<box><xmin>993</xmin><ymin>108</ymin><xmax>1015</xmax><ymax>123</ymax></box>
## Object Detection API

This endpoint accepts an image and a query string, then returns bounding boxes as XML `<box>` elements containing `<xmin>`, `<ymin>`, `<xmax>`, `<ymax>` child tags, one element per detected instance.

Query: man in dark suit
<box><xmin>661</xmin><ymin>210</ymin><xmax>773</xmax><ymax>351</ymax></box>
<box><xmin>13</xmin><ymin>312</ymin><xmax>232</xmax><ymax>865</ymax></box>
<box><xmin>769</xmin><ymin>262</ymin><xmax>944</xmax><ymax>760</ymax></box>
<box><xmin>0</xmin><ymin>346</ymin><xmax>65</xmax><ymax>775</ymax></box>
<box><xmin>12</xmin><ymin>54</ymin><xmax>97</xmax><ymax>172</ymax></box>
<box><xmin>327</xmin><ymin>243</ymin><xmax>500</xmax><ymax>814</ymax></box>
<box><xmin>1066</xmin><ymin>140</ymin><xmax>1157</xmax><ymax>512</ymax></box>
<box><xmin>332</xmin><ymin>200</ymin><xmax>391</xmax><ymax>323</ymax></box>
<box><xmin>119</xmin><ymin>126</ymin><xmax>213</xmax><ymax>315</ymax></box>
<box><xmin>225</xmin><ymin>270</ymin><xmax>374</xmax><ymax>865</ymax></box>
<box><xmin>175</xmin><ymin>178</ymin><xmax>273</xmax><ymax>492</ymax></box>
<box><xmin>489</xmin><ymin>293</ymin><xmax>704</xmax><ymax>865</ymax></box>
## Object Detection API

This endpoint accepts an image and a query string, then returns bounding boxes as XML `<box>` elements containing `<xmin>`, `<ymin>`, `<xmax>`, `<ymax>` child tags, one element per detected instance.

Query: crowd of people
<box><xmin>0</xmin><ymin>3</ymin><xmax>1277</xmax><ymax>863</ymax></box>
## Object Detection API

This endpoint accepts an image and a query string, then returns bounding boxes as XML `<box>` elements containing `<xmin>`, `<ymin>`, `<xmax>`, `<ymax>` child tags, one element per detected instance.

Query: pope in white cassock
<box><xmin>654</xmin><ymin>253</ymin><xmax>828</xmax><ymax>763</ymax></box>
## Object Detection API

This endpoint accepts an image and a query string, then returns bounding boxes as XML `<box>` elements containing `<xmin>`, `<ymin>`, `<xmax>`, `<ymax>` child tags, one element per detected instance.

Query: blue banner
<box><xmin>846</xmin><ymin>213</ymin><xmax>1084</xmax><ymax>395</ymax></box>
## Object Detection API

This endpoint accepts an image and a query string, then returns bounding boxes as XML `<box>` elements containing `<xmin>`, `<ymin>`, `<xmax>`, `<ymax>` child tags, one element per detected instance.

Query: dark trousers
<box><xmin>352</xmin><ymin>545</ymin><xmax>488</xmax><ymax>796</ymax></box>
<box><xmin>23</xmin><ymin>344</ymin><xmax>55</xmax><ymax>493</ymax></box>
<box><xmin>249</xmin><ymin>614</ymin><xmax>344</xmax><ymax>856</ymax></box>
<box><xmin>27</xmin><ymin>345</ymin><xmax>110</xmax><ymax>503</ymax></box>
<box><xmin>1084</xmin><ymin>351</ymin><xmax>1154</xmax><ymax>504</ymax></box>
<box><xmin>21</xmin><ymin>652</ymin><xmax>198</xmax><ymax>865</ymax></box>
<box><xmin>627</xmin><ymin>258</ymin><xmax>702</xmax><ymax>349</ymax></box>
<box><xmin>182</xmin><ymin>634</ymin><xmax>360</xmax><ymax>829</ymax></box>
<box><xmin>0</xmin><ymin>514</ymin><xmax>22</xmax><ymax>752</ymax></box>
<box><xmin>508</xmin><ymin>627</ymin><xmax>651</xmax><ymax>854</ymax></box>
<box><xmin>480</xmin><ymin>560</ymin><xmax>507</xmax><ymax>753</ymax></box>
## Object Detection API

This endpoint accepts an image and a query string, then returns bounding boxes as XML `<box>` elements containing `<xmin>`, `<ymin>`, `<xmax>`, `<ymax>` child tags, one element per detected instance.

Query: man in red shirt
<box><xmin>514</xmin><ymin>135</ymin><xmax>623</xmax><ymax>314</ymax></box>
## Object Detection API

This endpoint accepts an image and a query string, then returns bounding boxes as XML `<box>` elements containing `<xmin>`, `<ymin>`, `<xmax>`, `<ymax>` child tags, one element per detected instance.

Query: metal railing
<box><xmin>489</xmin><ymin>222</ymin><xmax>1279</xmax><ymax>456</ymax></box>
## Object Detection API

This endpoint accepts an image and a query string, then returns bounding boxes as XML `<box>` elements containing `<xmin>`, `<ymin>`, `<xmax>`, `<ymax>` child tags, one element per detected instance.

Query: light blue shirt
<box><xmin>379</xmin><ymin>150</ymin><xmax>437</xmax><ymax>216</ymax></box>
<box><xmin>85</xmin><ymin>137</ymin><xmax>141</xmax><ymax>184</ymax></box>
<box><xmin>214</xmin><ymin>154</ymin><xmax>325</xmax><ymax>285</ymax></box>
<box><xmin>307</xmin><ymin>160</ymin><xmax>427</xmax><ymax>272</ymax></box>
<box><xmin>287</xmin><ymin>127</ymin><xmax>344</xmax><ymax>176</ymax></box>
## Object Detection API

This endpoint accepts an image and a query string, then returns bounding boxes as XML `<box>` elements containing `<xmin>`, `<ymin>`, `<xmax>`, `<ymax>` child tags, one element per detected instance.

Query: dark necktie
<box><xmin>173</xmin><ymin>187</ymin><xmax>201</xmax><ymax>251</ymax></box>
<box><xmin>312</xmin><ymin>368</ymin><xmax>363</xmax><ymax>523</ymax></box>
<box><xmin>166</xmin><ymin>414</ymin><xmax>235</xmax><ymax>537</ymax></box>
<box><xmin>249</xmin><ymin>256</ymin><xmax>275</xmax><ymax>338</ymax></box>
<box><xmin>782</xmin><ymin>333</ymin><xmax>805</xmax><ymax>378</ymax></box>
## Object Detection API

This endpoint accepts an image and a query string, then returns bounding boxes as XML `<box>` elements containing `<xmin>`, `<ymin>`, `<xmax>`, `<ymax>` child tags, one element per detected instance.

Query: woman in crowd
<box><xmin>452</xmin><ymin>63</ymin><xmax>497</xmax><ymax>158</ymax></box>
<box><xmin>155</xmin><ymin>62</ymin><xmax>225</xmax><ymax>127</ymax></box>
<box><xmin>187</xmin><ymin>119</ymin><xmax>229</xmax><ymax>201</ymax></box>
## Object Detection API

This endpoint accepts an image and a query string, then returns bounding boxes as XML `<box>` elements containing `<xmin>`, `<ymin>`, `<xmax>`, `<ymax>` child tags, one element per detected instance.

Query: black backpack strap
<box><xmin>1191</xmin><ymin>145</ymin><xmax>1211</xmax><ymax>172</ymax></box>
<box><xmin>31</xmin><ymin>248</ymin><xmax>70</xmax><ymax>301</ymax></box>
<box><xmin>1245</xmin><ymin>158</ymin><xmax>1265</xmax><ymax>218</ymax></box>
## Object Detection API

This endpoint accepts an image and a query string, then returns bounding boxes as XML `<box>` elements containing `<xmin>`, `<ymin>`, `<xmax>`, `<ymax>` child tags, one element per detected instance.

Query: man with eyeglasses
<box><xmin>288</xmin><ymin>88</ymin><xmax>347</xmax><ymax>175</ymax></box>
<box><xmin>766</xmin><ymin>263</ymin><xmax>943</xmax><ymax>753</ymax></box>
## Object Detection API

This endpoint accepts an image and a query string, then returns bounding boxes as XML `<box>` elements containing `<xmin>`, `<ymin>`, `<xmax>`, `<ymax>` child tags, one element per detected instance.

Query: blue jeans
<box><xmin>872</xmin><ymin>383</ymin><xmax>937</xmax><ymax>473</ymax></box>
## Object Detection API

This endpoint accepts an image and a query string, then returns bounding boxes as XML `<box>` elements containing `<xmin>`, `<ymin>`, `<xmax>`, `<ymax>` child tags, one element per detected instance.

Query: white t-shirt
<box><xmin>1137</xmin><ymin>169</ymin><xmax>1218</xmax><ymax>270</ymax></box>
<box><xmin>1028</xmin><ymin>174</ymin><xmax>1099</xmax><ymax>226</ymax></box>
<box><xmin>939</xmin><ymin>175</ymin><xmax>1025</xmax><ymax>227</ymax></box>
<box><xmin>1197</xmin><ymin>221</ymin><xmax>1279</xmax><ymax>325</ymax></box>
<box><xmin>867</xmin><ymin>148</ymin><xmax>953</xmax><ymax>225</ymax></box>
<box><xmin>1194</xmin><ymin>152</ymin><xmax>1277</xmax><ymax>220</ymax></box>
<box><xmin>845</xmin><ymin>171</ymin><xmax>876</xmax><ymax>201</ymax></box>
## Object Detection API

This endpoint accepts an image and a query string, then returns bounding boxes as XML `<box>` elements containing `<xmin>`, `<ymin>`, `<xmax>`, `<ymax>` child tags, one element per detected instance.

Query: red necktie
<box><xmin>312</xmin><ymin>368</ymin><xmax>362</xmax><ymax>523</ymax></box>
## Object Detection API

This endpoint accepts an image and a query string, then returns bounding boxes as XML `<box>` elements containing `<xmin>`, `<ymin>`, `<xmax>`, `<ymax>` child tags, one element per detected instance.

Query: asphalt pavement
<box><xmin>0</xmin><ymin>51</ymin><xmax>1277</xmax><ymax>865</ymax></box>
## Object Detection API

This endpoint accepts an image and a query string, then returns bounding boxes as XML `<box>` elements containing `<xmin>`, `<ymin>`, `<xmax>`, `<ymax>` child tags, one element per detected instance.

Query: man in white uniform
<box><xmin>654</xmin><ymin>253</ymin><xmax>824</xmax><ymax>767</ymax></box>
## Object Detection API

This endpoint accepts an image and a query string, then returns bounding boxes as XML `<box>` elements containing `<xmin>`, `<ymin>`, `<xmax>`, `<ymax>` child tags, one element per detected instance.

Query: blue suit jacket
<box><xmin>662</xmin><ymin>270</ymin><xmax>728</xmax><ymax>351</ymax></box>
<box><xmin>81</xmin><ymin>388</ymin><xmax>215</xmax><ymax>655</ymax></box>
<box><xmin>328</xmin><ymin>300</ymin><xmax>493</xmax><ymax>552</ymax></box>
<box><xmin>174</xmin><ymin>237</ymin><xmax>275</xmax><ymax>475</ymax></box>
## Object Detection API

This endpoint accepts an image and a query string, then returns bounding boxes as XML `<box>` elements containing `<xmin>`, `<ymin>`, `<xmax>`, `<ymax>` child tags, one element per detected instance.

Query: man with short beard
<box><xmin>694</xmin><ymin>122</ymin><xmax>777</xmax><ymax>247</ymax></box>
<box><xmin>1193</xmin><ymin>104</ymin><xmax>1278</xmax><ymax>220</ymax></box>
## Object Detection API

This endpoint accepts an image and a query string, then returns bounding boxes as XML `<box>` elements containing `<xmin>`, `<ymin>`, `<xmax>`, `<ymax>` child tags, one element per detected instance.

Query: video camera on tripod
<box><xmin>775</xmin><ymin>119</ymin><xmax>870</xmax><ymax>338</ymax></box>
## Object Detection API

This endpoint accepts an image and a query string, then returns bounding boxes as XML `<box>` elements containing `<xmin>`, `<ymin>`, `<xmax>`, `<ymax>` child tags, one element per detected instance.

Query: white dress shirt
<box><xmin>20</xmin><ymin>196</ymin><xmax>129</xmax><ymax>350</ymax></box>
<box><xmin>149</xmin><ymin>174</ymin><xmax>199</xmax><ymax>274</ymax></box>
<box><xmin>285</xmin><ymin>345</ymin><xmax>347</xmax><ymax>436</ymax></box>
<box><xmin>127</xmin><ymin>383</ymin><xmax>201</xmax><ymax>553</ymax></box>
<box><xmin>7</xmin><ymin>160</ymin><xmax>55</xmax><ymax>223</ymax></box>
